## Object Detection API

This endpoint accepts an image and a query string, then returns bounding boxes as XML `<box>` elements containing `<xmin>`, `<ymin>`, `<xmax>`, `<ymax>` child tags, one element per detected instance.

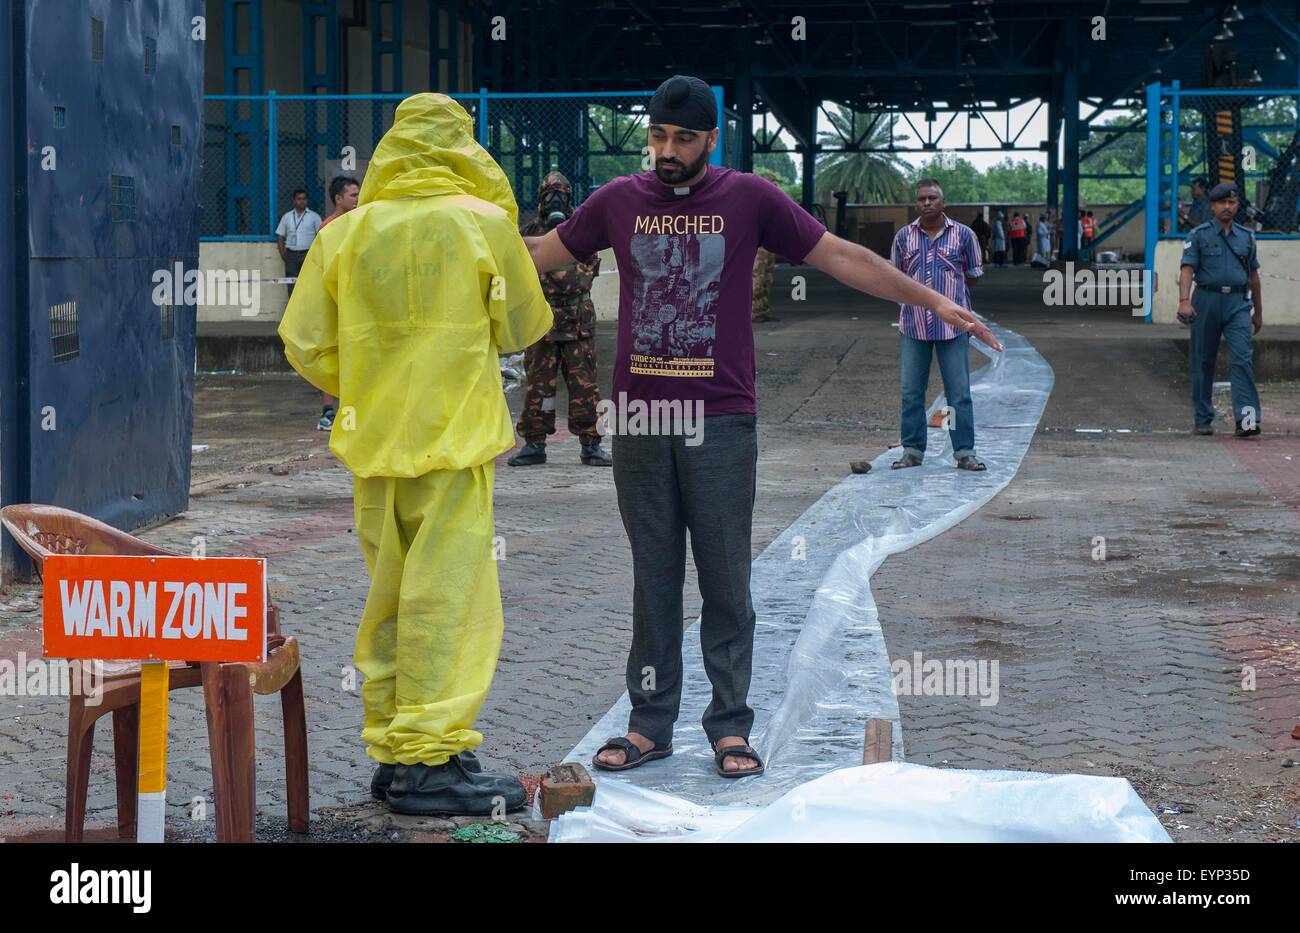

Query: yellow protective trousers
<box><xmin>352</xmin><ymin>462</ymin><xmax>502</xmax><ymax>766</ymax></box>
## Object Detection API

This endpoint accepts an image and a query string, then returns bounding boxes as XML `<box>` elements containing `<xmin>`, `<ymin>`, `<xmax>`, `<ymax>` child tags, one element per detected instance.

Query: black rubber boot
<box><xmin>508</xmin><ymin>441</ymin><xmax>547</xmax><ymax>466</ymax></box>
<box><xmin>1234</xmin><ymin>420</ymin><xmax>1261</xmax><ymax>438</ymax></box>
<box><xmin>580</xmin><ymin>440</ymin><xmax>612</xmax><ymax>466</ymax></box>
<box><xmin>384</xmin><ymin>757</ymin><xmax>525</xmax><ymax>816</ymax></box>
<box><xmin>371</xmin><ymin>752</ymin><xmax>482</xmax><ymax>800</ymax></box>
<box><xmin>371</xmin><ymin>764</ymin><xmax>396</xmax><ymax>801</ymax></box>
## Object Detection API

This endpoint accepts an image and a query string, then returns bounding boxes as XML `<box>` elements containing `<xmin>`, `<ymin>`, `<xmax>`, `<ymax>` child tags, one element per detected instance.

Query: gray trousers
<box><xmin>611</xmin><ymin>413</ymin><xmax>758</xmax><ymax>749</ymax></box>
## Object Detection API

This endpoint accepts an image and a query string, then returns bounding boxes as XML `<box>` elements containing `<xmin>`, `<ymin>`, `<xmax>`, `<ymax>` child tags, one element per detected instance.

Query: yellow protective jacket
<box><xmin>279</xmin><ymin>93</ymin><xmax>553</xmax><ymax>478</ymax></box>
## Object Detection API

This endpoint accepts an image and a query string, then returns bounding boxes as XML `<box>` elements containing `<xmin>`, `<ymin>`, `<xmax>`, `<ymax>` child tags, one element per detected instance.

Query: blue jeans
<box><xmin>900</xmin><ymin>332</ymin><xmax>975</xmax><ymax>460</ymax></box>
<box><xmin>1188</xmin><ymin>290</ymin><xmax>1261</xmax><ymax>427</ymax></box>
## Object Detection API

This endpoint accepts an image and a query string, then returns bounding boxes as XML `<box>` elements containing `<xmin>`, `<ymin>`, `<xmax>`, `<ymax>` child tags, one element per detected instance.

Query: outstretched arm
<box><xmin>804</xmin><ymin>231</ymin><xmax>1004</xmax><ymax>351</ymax></box>
<box><xmin>524</xmin><ymin>228</ymin><xmax>579</xmax><ymax>274</ymax></box>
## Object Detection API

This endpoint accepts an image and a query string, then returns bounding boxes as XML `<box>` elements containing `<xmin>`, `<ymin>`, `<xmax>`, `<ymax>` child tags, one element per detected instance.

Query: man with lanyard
<box><xmin>276</xmin><ymin>188</ymin><xmax>321</xmax><ymax>299</ymax></box>
<box><xmin>523</xmin><ymin>75</ymin><xmax>1002</xmax><ymax>779</ymax></box>
<box><xmin>1177</xmin><ymin>182</ymin><xmax>1263</xmax><ymax>437</ymax></box>
<box><xmin>890</xmin><ymin>179</ymin><xmax>986</xmax><ymax>473</ymax></box>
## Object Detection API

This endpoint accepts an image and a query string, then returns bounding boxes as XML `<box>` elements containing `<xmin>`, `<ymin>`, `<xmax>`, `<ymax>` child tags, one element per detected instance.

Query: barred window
<box><xmin>50</xmin><ymin>301</ymin><xmax>79</xmax><ymax>362</ymax></box>
<box><xmin>110</xmin><ymin>174</ymin><xmax>135</xmax><ymax>222</ymax></box>
<box><xmin>91</xmin><ymin>18</ymin><xmax>104</xmax><ymax>62</ymax></box>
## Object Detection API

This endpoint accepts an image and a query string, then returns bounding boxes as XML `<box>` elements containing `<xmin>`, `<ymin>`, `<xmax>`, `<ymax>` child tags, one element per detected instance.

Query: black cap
<box><xmin>649</xmin><ymin>75</ymin><xmax>717</xmax><ymax>131</ymax></box>
<box><xmin>1207</xmin><ymin>182</ymin><xmax>1240</xmax><ymax>201</ymax></box>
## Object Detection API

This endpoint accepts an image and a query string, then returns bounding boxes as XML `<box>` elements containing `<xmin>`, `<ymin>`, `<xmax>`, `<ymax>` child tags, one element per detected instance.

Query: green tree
<box><xmin>904</xmin><ymin>153</ymin><xmax>1048</xmax><ymax>203</ymax></box>
<box><xmin>1077</xmin><ymin>112</ymin><xmax>1146</xmax><ymax>203</ymax></box>
<box><xmin>754</xmin><ymin>128</ymin><xmax>799</xmax><ymax>198</ymax></box>
<box><xmin>815</xmin><ymin>105</ymin><xmax>911</xmax><ymax>203</ymax></box>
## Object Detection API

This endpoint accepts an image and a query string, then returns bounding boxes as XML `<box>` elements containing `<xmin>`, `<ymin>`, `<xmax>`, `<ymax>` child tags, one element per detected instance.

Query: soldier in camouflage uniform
<box><xmin>751</xmin><ymin>170</ymin><xmax>781</xmax><ymax>323</ymax></box>
<box><xmin>509</xmin><ymin>171</ymin><xmax>611</xmax><ymax>467</ymax></box>
<box><xmin>752</xmin><ymin>247</ymin><xmax>776</xmax><ymax>322</ymax></box>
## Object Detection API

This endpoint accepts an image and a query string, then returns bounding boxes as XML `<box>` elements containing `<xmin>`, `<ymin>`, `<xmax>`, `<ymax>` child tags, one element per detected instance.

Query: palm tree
<box><xmin>815</xmin><ymin>104</ymin><xmax>911</xmax><ymax>203</ymax></box>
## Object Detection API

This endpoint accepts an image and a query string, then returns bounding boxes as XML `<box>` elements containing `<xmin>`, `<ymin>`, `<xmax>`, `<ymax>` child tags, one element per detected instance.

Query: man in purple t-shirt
<box><xmin>525</xmin><ymin>75</ymin><xmax>1002</xmax><ymax>779</ymax></box>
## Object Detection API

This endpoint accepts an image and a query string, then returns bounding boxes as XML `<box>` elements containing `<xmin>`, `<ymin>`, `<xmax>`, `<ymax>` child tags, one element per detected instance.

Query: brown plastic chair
<box><xmin>0</xmin><ymin>504</ymin><xmax>309</xmax><ymax>842</ymax></box>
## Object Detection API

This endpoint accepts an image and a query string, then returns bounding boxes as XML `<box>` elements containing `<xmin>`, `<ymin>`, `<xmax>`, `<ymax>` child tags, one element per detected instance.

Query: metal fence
<box><xmin>202</xmin><ymin>88</ymin><xmax>727</xmax><ymax>239</ymax></box>
<box><xmin>1146</xmin><ymin>82</ymin><xmax>1300</xmax><ymax>239</ymax></box>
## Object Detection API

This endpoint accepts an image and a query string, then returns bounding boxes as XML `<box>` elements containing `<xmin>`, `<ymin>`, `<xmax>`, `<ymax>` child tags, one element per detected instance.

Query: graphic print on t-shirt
<box><xmin>627</xmin><ymin>231</ymin><xmax>725</xmax><ymax>378</ymax></box>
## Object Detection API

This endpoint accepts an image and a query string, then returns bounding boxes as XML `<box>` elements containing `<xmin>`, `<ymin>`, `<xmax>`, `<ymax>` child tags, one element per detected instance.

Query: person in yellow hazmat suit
<box><xmin>278</xmin><ymin>93</ymin><xmax>553</xmax><ymax>816</ymax></box>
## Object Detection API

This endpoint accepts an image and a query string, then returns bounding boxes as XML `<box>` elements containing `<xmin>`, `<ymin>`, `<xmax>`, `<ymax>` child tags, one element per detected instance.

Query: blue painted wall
<box><xmin>3</xmin><ymin>0</ymin><xmax>204</xmax><ymax>578</ymax></box>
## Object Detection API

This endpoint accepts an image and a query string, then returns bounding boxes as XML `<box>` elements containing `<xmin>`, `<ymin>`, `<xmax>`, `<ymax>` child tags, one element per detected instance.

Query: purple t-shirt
<box><xmin>556</xmin><ymin>165</ymin><xmax>826</xmax><ymax>415</ymax></box>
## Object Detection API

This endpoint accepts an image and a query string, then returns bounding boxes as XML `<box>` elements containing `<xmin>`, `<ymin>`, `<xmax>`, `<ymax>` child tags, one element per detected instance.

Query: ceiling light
<box><xmin>1247</xmin><ymin>67</ymin><xmax>1263</xmax><ymax>83</ymax></box>
<box><xmin>1272</xmin><ymin>44</ymin><xmax>1288</xmax><ymax>62</ymax></box>
<box><xmin>961</xmin><ymin>52</ymin><xmax>976</xmax><ymax>66</ymax></box>
<box><xmin>1214</xmin><ymin>23</ymin><xmax>1233</xmax><ymax>41</ymax></box>
<box><xmin>1158</xmin><ymin>33</ymin><xmax>1175</xmax><ymax>52</ymax></box>
<box><xmin>1223</xmin><ymin>4</ymin><xmax>1244</xmax><ymax>23</ymax></box>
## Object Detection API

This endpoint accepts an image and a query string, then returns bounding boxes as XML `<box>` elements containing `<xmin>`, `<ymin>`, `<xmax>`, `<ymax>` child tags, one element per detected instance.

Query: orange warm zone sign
<box><xmin>43</xmin><ymin>555</ymin><xmax>267</xmax><ymax>663</ymax></box>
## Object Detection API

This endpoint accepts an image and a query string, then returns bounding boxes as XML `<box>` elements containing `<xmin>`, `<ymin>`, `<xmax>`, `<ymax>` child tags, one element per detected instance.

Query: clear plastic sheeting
<box><xmin>501</xmin><ymin>352</ymin><xmax>526</xmax><ymax>391</ymax></box>
<box><xmin>557</xmin><ymin>319</ymin><xmax>1063</xmax><ymax>838</ymax></box>
<box><xmin>549</xmin><ymin>763</ymin><xmax>1171</xmax><ymax>843</ymax></box>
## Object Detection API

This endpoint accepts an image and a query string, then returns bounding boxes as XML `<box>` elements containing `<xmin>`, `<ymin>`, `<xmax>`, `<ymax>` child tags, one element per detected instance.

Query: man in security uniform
<box><xmin>279</xmin><ymin>94</ymin><xmax>554</xmax><ymax>815</ymax></box>
<box><xmin>508</xmin><ymin>171</ymin><xmax>611</xmax><ymax>467</ymax></box>
<box><xmin>1177</xmin><ymin>182</ymin><xmax>1264</xmax><ymax>437</ymax></box>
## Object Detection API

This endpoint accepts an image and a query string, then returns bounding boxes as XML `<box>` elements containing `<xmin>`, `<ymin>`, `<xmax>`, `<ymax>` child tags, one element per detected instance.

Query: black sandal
<box><xmin>956</xmin><ymin>456</ymin><xmax>986</xmax><ymax>471</ymax></box>
<box><xmin>591</xmin><ymin>736</ymin><xmax>673</xmax><ymax>772</ymax></box>
<box><xmin>713</xmin><ymin>743</ymin><xmax>765</xmax><ymax>778</ymax></box>
<box><xmin>891</xmin><ymin>453</ymin><xmax>923</xmax><ymax>469</ymax></box>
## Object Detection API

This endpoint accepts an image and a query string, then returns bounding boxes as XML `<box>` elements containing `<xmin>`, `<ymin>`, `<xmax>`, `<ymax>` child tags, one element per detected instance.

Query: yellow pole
<box><xmin>137</xmin><ymin>660</ymin><xmax>169</xmax><ymax>843</ymax></box>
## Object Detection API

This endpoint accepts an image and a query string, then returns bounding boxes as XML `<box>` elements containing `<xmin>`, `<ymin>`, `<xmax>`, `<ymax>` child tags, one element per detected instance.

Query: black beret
<box><xmin>1207</xmin><ymin>182</ymin><xmax>1240</xmax><ymax>201</ymax></box>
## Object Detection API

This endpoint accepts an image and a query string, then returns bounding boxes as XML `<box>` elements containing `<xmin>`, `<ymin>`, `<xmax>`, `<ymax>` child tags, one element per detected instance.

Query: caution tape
<box><xmin>259</xmin><ymin>276</ymin><xmax>297</xmax><ymax>284</ymax></box>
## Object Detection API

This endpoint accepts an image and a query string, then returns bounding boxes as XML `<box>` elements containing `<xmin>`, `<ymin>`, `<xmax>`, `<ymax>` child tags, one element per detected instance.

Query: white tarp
<box><xmin>552</xmin><ymin>319</ymin><xmax>1164</xmax><ymax>841</ymax></box>
<box><xmin>549</xmin><ymin>762</ymin><xmax>1171</xmax><ymax>843</ymax></box>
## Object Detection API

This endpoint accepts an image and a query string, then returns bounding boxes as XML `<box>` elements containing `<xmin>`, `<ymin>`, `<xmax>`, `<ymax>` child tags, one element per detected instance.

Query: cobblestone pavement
<box><xmin>1</xmin><ymin>267</ymin><xmax>1297</xmax><ymax>841</ymax></box>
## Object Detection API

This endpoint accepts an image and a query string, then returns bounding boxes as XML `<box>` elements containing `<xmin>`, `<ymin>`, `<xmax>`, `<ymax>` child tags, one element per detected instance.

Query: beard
<box><xmin>654</xmin><ymin>149</ymin><xmax>709</xmax><ymax>186</ymax></box>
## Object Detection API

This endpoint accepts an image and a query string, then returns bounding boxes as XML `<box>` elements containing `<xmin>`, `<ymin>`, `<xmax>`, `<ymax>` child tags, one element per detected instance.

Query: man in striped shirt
<box><xmin>889</xmin><ymin>178</ymin><xmax>986</xmax><ymax>471</ymax></box>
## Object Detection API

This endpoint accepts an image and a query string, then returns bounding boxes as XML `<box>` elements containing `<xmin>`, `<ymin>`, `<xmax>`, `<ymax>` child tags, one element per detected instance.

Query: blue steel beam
<box><xmin>223</xmin><ymin>0</ymin><xmax>265</xmax><ymax>234</ymax></box>
<box><xmin>1061</xmin><ymin>19</ymin><xmax>1079</xmax><ymax>261</ymax></box>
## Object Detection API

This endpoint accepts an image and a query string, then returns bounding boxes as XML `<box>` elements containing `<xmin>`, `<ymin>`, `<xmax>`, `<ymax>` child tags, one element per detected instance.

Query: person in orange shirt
<box><xmin>1081</xmin><ymin>210</ymin><xmax>1096</xmax><ymax>254</ymax></box>
<box><xmin>1008</xmin><ymin>212</ymin><xmax>1028</xmax><ymax>265</ymax></box>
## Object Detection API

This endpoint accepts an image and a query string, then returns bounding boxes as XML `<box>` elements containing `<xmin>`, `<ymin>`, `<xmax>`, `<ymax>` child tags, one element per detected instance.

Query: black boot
<box><xmin>580</xmin><ymin>440</ymin><xmax>612</xmax><ymax>466</ymax></box>
<box><xmin>1234</xmin><ymin>420</ymin><xmax>1261</xmax><ymax>438</ymax></box>
<box><xmin>385</xmin><ymin>757</ymin><xmax>525</xmax><ymax>816</ymax></box>
<box><xmin>508</xmin><ymin>441</ymin><xmax>547</xmax><ymax>466</ymax></box>
<box><xmin>371</xmin><ymin>752</ymin><xmax>482</xmax><ymax>800</ymax></box>
<box><xmin>371</xmin><ymin>764</ymin><xmax>396</xmax><ymax>801</ymax></box>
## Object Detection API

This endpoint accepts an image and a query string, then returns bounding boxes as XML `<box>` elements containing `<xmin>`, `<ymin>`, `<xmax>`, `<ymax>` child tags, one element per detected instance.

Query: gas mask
<box><xmin>538</xmin><ymin>173</ymin><xmax>573</xmax><ymax>229</ymax></box>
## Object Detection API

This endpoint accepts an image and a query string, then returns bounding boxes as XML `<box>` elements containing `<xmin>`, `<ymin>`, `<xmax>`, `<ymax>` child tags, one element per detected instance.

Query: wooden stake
<box><xmin>863</xmin><ymin>718</ymin><xmax>893</xmax><ymax>765</ymax></box>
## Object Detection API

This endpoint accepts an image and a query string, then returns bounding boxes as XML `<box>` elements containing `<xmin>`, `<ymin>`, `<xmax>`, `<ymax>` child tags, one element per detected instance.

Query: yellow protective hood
<box><xmin>358</xmin><ymin>93</ymin><xmax>519</xmax><ymax>225</ymax></box>
<box><xmin>278</xmin><ymin>92</ymin><xmax>553</xmax><ymax>479</ymax></box>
